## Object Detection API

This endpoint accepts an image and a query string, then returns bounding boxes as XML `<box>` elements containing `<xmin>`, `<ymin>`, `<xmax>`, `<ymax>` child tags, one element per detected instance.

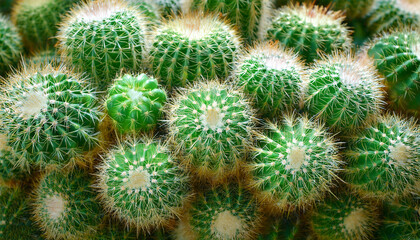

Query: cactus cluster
<box><xmin>0</xmin><ymin>14</ymin><xmax>22</xmax><ymax>75</ymax></box>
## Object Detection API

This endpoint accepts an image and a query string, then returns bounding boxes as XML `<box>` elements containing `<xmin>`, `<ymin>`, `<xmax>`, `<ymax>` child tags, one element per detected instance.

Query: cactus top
<box><xmin>65</xmin><ymin>0</ymin><xmax>134</xmax><ymax>23</ymax></box>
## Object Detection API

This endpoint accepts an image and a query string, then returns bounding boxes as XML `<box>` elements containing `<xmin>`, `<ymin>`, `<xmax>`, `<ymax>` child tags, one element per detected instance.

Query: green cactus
<box><xmin>344</xmin><ymin>114</ymin><xmax>420</xmax><ymax>201</ymax></box>
<box><xmin>96</xmin><ymin>136</ymin><xmax>191</xmax><ymax>230</ymax></box>
<box><xmin>249</xmin><ymin>114</ymin><xmax>341</xmax><ymax>212</ymax></box>
<box><xmin>367</xmin><ymin>29</ymin><xmax>420</xmax><ymax>117</ymax></box>
<box><xmin>57</xmin><ymin>0</ymin><xmax>149</xmax><ymax>90</ymax></box>
<box><xmin>185</xmin><ymin>0</ymin><xmax>272</xmax><ymax>43</ymax></box>
<box><xmin>257</xmin><ymin>216</ymin><xmax>299</xmax><ymax>240</ymax></box>
<box><xmin>148</xmin><ymin>13</ymin><xmax>240</xmax><ymax>90</ymax></box>
<box><xmin>305</xmin><ymin>53</ymin><xmax>385</xmax><ymax>133</ymax></box>
<box><xmin>0</xmin><ymin>63</ymin><xmax>100</xmax><ymax>171</ymax></box>
<box><xmin>266</xmin><ymin>4</ymin><xmax>351</xmax><ymax>63</ymax></box>
<box><xmin>234</xmin><ymin>42</ymin><xmax>306</xmax><ymax>118</ymax></box>
<box><xmin>106</xmin><ymin>73</ymin><xmax>167</xmax><ymax>134</ymax></box>
<box><xmin>127</xmin><ymin>0</ymin><xmax>160</xmax><ymax>25</ymax></box>
<box><xmin>315</xmin><ymin>0</ymin><xmax>374</xmax><ymax>20</ymax></box>
<box><xmin>33</xmin><ymin>169</ymin><xmax>104</xmax><ymax>240</ymax></box>
<box><xmin>11</xmin><ymin>0</ymin><xmax>78</xmax><ymax>50</ymax></box>
<box><xmin>311</xmin><ymin>193</ymin><xmax>379</xmax><ymax>240</ymax></box>
<box><xmin>0</xmin><ymin>15</ymin><xmax>22</xmax><ymax>76</ymax></box>
<box><xmin>168</xmin><ymin>81</ymin><xmax>254</xmax><ymax>182</ymax></box>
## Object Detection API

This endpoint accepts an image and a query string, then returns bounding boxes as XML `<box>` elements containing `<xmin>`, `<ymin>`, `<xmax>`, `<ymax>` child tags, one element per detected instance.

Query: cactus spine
<box><xmin>0</xmin><ymin>15</ymin><xmax>22</xmax><ymax>76</ymax></box>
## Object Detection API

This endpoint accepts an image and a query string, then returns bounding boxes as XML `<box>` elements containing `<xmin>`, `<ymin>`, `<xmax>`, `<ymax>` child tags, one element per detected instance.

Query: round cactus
<box><xmin>106</xmin><ymin>73</ymin><xmax>167</xmax><ymax>134</ymax></box>
<box><xmin>96</xmin><ymin>136</ymin><xmax>191</xmax><ymax>230</ymax></box>
<box><xmin>248</xmin><ymin>114</ymin><xmax>341</xmax><ymax>212</ymax></box>
<box><xmin>266</xmin><ymin>4</ymin><xmax>351</xmax><ymax>63</ymax></box>
<box><xmin>0</xmin><ymin>15</ymin><xmax>22</xmax><ymax>76</ymax></box>
<box><xmin>33</xmin><ymin>169</ymin><xmax>104</xmax><ymax>240</ymax></box>
<box><xmin>57</xmin><ymin>0</ymin><xmax>149</xmax><ymax>90</ymax></box>
<box><xmin>234</xmin><ymin>42</ymin><xmax>306</xmax><ymax>118</ymax></box>
<box><xmin>148</xmin><ymin>14</ymin><xmax>240</xmax><ymax>90</ymax></box>
<box><xmin>11</xmin><ymin>0</ymin><xmax>78</xmax><ymax>50</ymax></box>
<box><xmin>257</xmin><ymin>216</ymin><xmax>299</xmax><ymax>240</ymax></box>
<box><xmin>0</xmin><ymin>63</ymin><xmax>100</xmax><ymax>171</ymax></box>
<box><xmin>305</xmin><ymin>53</ymin><xmax>385</xmax><ymax>133</ymax></box>
<box><xmin>315</xmin><ymin>0</ymin><xmax>374</xmax><ymax>20</ymax></box>
<box><xmin>168</xmin><ymin>81</ymin><xmax>254</xmax><ymax>182</ymax></box>
<box><xmin>344</xmin><ymin>113</ymin><xmax>420</xmax><ymax>201</ymax></box>
<box><xmin>367</xmin><ymin>29</ymin><xmax>420</xmax><ymax>117</ymax></box>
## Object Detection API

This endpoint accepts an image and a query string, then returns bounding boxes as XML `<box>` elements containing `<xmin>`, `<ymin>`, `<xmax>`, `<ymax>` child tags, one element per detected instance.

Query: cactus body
<box><xmin>106</xmin><ymin>73</ymin><xmax>167</xmax><ymax>134</ymax></box>
<box><xmin>266</xmin><ymin>4</ymin><xmax>351</xmax><ymax>63</ymax></box>
<box><xmin>344</xmin><ymin>114</ymin><xmax>420</xmax><ymax>200</ymax></box>
<box><xmin>257</xmin><ymin>216</ymin><xmax>299</xmax><ymax>240</ymax></box>
<box><xmin>149</xmin><ymin>14</ymin><xmax>240</xmax><ymax>90</ymax></box>
<box><xmin>0</xmin><ymin>15</ymin><xmax>22</xmax><ymax>75</ymax></box>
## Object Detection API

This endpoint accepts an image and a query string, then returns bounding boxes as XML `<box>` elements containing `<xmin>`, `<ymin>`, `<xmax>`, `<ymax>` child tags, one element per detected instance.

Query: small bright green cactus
<box><xmin>344</xmin><ymin>114</ymin><xmax>420</xmax><ymax>201</ymax></box>
<box><xmin>148</xmin><ymin>13</ymin><xmax>240</xmax><ymax>90</ymax></box>
<box><xmin>0</xmin><ymin>15</ymin><xmax>22</xmax><ymax>75</ymax></box>
<box><xmin>185</xmin><ymin>0</ymin><xmax>272</xmax><ymax>43</ymax></box>
<box><xmin>57</xmin><ymin>0</ymin><xmax>149</xmax><ymax>90</ymax></box>
<box><xmin>249</xmin><ymin>114</ymin><xmax>341</xmax><ymax>212</ymax></box>
<box><xmin>0</xmin><ymin>63</ymin><xmax>100</xmax><ymax>171</ymax></box>
<box><xmin>310</xmin><ymin>193</ymin><xmax>379</xmax><ymax>240</ymax></box>
<box><xmin>257</xmin><ymin>216</ymin><xmax>299</xmax><ymax>240</ymax></box>
<box><xmin>168</xmin><ymin>81</ymin><xmax>254</xmax><ymax>182</ymax></box>
<box><xmin>367</xmin><ymin>29</ymin><xmax>420</xmax><ymax>117</ymax></box>
<box><xmin>96</xmin><ymin>136</ymin><xmax>191</xmax><ymax>230</ymax></box>
<box><xmin>266</xmin><ymin>4</ymin><xmax>352</xmax><ymax>63</ymax></box>
<box><xmin>33</xmin><ymin>169</ymin><xmax>104</xmax><ymax>240</ymax></box>
<box><xmin>11</xmin><ymin>0</ymin><xmax>78</xmax><ymax>50</ymax></box>
<box><xmin>106</xmin><ymin>73</ymin><xmax>167</xmax><ymax>134</ymax></box>
<box><xmin>234</xmin><ymin>42</ymin><xmax>306</xmax><ymax>118</ymax></box>
<box><xmin>315</xmin><ymin>0</ymin><xmax>374</xmax><ymax>20</ymax></box>
<box><xmin>305</xmin><ymin>53</ymin><xmax>385</xmax><ymax>133</ymax></box>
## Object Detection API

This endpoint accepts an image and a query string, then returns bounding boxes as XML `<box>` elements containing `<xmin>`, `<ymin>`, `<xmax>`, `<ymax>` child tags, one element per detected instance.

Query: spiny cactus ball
<box><xmin>96</xmin><ymin>136</ymin><xmax>191</xmax><ymax>230</ymax></box>
<box><xmin>33</xmin><ymin>169</ymin><xmax>104</xmax><ymax>240</ymax></box>
<box><xmin>106</xmin><ymin>73</ymin><xmax>167</xmax><ymax>134</ymax></box>
<box><xmin>266</xmin><ymin>4</ymin><xmax>351</xmax><ymax>63</ymax></box>
<box><xmin>58</xmin><ymin>0</ymin><xmax>149</xmax><ymax>89</ymax></box>
<box><xmin>168</xmin><ymin>81</ymin><xmax>254</xmax><ymax>182</ymax></box>
<box><xmin>305</xmin><ymin>53</ymin><xmax>384</xmax><ymax>133</ymax></box>
<box><xmin>149</xmin><ymin>14</ymin><xmax>240</xmax><ymax>90</ymax></box>
<box><xmin>249</xmin><ymin>115</ymin><xmax>341</xmax><ymax>212</ymax></box>
<box><xmin>234</xmin><ymin>42</ymin><xmax>306</xmax><ymax>118</ymax></box>
<box><xmin>0</xmin><ymin>64</ymin><xmax>100</xmax><ymax>171</ymax></box>
<box><xmin>257</xmin><ymin>216</ymin><xmax>299</xmax><ymax>240</ymax></box>
<box><xmin>0</xmin><ymin>15</ymin><xmax>22</xmax><ymax>75</ymax></box>
<box><xmin>344</xmin><ymin>113</ymin><xmax>420</xmax><ymax>201</ymax></box>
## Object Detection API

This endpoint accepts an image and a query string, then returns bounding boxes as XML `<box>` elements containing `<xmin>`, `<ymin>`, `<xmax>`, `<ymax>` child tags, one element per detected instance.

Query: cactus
<box><xmin>315</xmin><ymin>0</ymin><xmax>374</xmax><ymax>20</ymax></box>
<box><xmin>168</xmin><ymin>81</ymin><xmax>255</xmax><ymax>182</ymax></box>
<box><xmin>257</xmin><ymin>216</ymin><xmax>299</xmax><ymax>240</ymax></box>
<box><xmin>266</xmin><ymin>4</ymin><xmax>351</xmax><ymax>63</ymax></box>
<box><xmin>234</xmin><ymin>42</ymin><xmax>306</xmax><ymax>118</ymax></box>
<box><xmin>184</xmin><ymin>0</ymin><xmax>272</xmax><ymax>43</ymax></box>
<box><xmin>57</xmin><ymin>0</ymin><xmax>149</xmax><ymax>90</ymax></box>
<box><xmin>0</xmin><ymin>131</ymin><xmax>28</xmax><ymax>184</ymax></box>
<box><xmin>344</xmin><ymin>114</ymin><xmax>420</xmax><ymax>201</ymax></box>
<box><xmin>26</xmin><ymin>48</ymin><xmax>61</xmax><ymax>66</ymax></box>
<box><xmin>33</xmin><ymin>169</ymin><xmax>104</xmax><ymax>240</ymax></box>
<box><xmin>0</xmin><ymin>15</ymin><xmax>22</xmax><ymax>76</ymax></box>
<box><xmin>96</xmin><ymin>136</ymin><xmax>191</xmax><ymax>230</ymax></box>
<box><xmin>310</xmin><ymin>193</ymin><xmax>379</xmax><ymax>240</ymax></box>
<box><xmin>106</xmin><ymin>73</ymin><xmax>167</xmax><ymax>134</ymax></box>
<box><xmin>248</xmin><ymin>114</ymin><xmax>341</xmax><ymax>212</ymax></box>
<box><xmin>367</xmin><ymin>29</ymin><xmax>420</xmax><ymax>117</ymax></box>
<box><xmin>148</xmin><ymin>14</ymin><xmax>240</xmax><ymax>90</ymax></box>
<box><xmin>0</xmin><ymin>63</ymin><xmax>100</xmax><ymax>171</ymax></box>
<box><xmin>126</xmin><ymin>0</ymin><xmax>160</xmax><ymax>25</ymax></box>
<box><xmin>11</xmin><ymin>0</ymin><xmax>78</xmax><ymax>50</ymax></box>
<box><xmin>305</xmin><ymin>53</ymin><xmax>385</xmax><ymax>133</ymax></box>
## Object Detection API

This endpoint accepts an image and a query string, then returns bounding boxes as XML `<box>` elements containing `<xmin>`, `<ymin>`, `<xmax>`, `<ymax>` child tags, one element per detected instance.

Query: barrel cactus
<box><xmin>0</xmin><ymin>14</ymin><xmax>22</xmax><ymax>76</ymax></box>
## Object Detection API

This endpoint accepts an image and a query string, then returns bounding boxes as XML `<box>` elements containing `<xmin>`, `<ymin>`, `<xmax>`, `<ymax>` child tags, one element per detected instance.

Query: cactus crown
<box><xmin>285</xmin><ymin>4</ymin><xmax>345</xmax><ymax>27</ymax></box>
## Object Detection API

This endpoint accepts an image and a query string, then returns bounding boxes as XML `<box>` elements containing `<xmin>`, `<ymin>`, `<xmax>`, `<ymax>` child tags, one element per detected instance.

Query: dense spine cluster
<box><xmin>0</xmin><ymin>14</ymin><xmax>22</xmax><ymax>75</ymax></box>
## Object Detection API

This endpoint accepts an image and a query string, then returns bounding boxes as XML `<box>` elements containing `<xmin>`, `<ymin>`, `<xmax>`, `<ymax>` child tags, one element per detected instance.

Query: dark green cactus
<box><xmin>0</xmin><ymin>14</ymin><xmax>22</xmax><ymax>76</ymax></box>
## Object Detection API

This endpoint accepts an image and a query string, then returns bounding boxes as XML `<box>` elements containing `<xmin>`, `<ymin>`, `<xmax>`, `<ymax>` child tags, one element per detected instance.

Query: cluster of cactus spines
<box><xmin>344</xmin><ymin>113</ymin><xmax>420</xmax><ymax>201</ymax></box>
<box><xmin>149</xmin><ymin>13</ymin><xmax>240</xmax><ymax>90</ymax></box>
<box><xmin>257</xmin><ymin>216</ymin><xmax>299</xmax><ymax>240</ymax></box>
<box><xmin>367</xmin><ymin>29</ymin><xmax>420</xmax><ymax>117</ymax></box>
<box><xmin>234</xmin><ymin>42</ymin><xmax>306</xmax><ymax>118</ymax></box>
<box><xmin>0</xmin><ymin>63</ymin><xmax>100</xmax><ymax>171</ymax></box>
<box><xmin>11</xmin><ymin>0</ymin><xmax>78</xmax><ymax>50</ymax></box>
<box><xmin>365</xmin><ymin>0</ymin><xmax>420</xmax><ymax>35</ymax></box>
<box><xmin>57</xmin><ymin>0</ymin><xmax>149</xmax><ymax>90</ymax></box>
<box><xmin>185</xmin><ymin>0</ymin><xmax>272</xmax><ymax>43</ymax></box>
<box><xmin>33</xmin><ymin>169</ymin><xmax>104</xmax><ymax>240</ymax></box>
<box><xmin>168</xmin><ymin>81</ymin><xmax>255</xmax><ymax>182</ymax></box>
<box><xmin>96</xmin><ymin>136</ymin><xmax>191</xmax><ymax>230</ymax></box>
<box><xmin>106</xmin><ymin>73</ymin><xmax>167</xmax><ymax>134</ymax></box>
<box><xmin>305</xmin><ymin>53</ymin><xmax>385</xmax><ymax>133</ymax></box>
<box><xmin>0</xmin><ymin>14</ymin><xmax>22</xmax><ymax>75</ymax></box>
<box><xmin>249</xmin><ymin>114</ymin><xmax>341</xmax><ymax>212</ymax></box>
<box><xmin>310</xmin><ymin>193</ymin><xmax>379</xmax><ymax>240</ymax></box>
<box><xmin>265</xmin><ymin>4</ymin><xmax>352</xmax><ymax>63</ymax></box>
